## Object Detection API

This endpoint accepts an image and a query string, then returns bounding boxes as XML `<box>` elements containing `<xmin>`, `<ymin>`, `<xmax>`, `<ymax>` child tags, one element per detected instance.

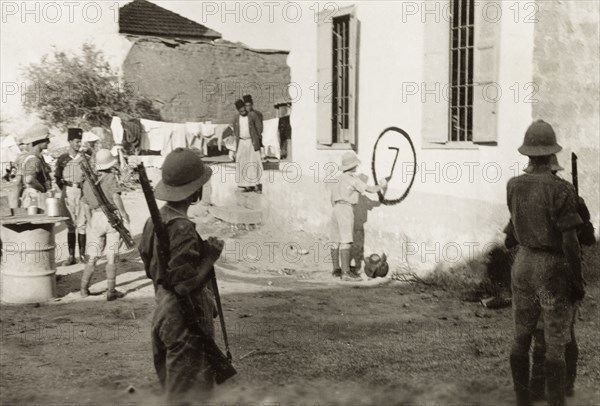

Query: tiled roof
<box><xmin>119</xmin><ymin>0</ymin><xmax>222</xmax><ymax>40</ymax></box>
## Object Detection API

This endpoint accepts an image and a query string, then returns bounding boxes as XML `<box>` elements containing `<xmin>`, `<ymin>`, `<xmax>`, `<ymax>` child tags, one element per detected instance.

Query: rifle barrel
<box><xmin>571</xmin><ymin>152</ymin><xmax>579</xmax><ymax>196</ymax></box>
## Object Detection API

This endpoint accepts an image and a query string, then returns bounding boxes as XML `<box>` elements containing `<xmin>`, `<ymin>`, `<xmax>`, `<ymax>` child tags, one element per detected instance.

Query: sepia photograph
<box><xmin>0</xmin><ymin>1</ymin><xmax>599</xmax><ymax>405</ymax></box>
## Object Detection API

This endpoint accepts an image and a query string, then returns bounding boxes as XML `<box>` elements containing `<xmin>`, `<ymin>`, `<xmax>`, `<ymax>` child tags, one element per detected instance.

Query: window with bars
<box><xmin>332</xmin><ymin>14</ymin><xmax>351</xmax><ymax>143</ymax></box>
<box><xmin>316</xmin><ymin>6</ymin><xmax>358</xmax><ymax>148</ymax></box>
<box><xmin>450</xmin><ymin>0</ymin><xmax>474</xmax><ymax>142</ymax></box>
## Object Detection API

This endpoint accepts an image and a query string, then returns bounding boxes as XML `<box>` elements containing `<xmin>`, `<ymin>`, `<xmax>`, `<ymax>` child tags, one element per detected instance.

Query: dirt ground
<box><xmin>1</xmin><ymin>189</ymin><xmax>599</xmax><ymax>406</ymax></box>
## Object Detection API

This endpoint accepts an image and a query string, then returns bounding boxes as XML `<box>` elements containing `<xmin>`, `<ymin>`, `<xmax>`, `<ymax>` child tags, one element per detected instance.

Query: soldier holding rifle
<box><xmin>506</xmin><ymin>120</ymin><xmax>585</xmax><ymax>406</ymax></box>
<box><xmin>138</xmin><ymin>148</ymin><xmax>235</xmax><ymax>403</ymax></box>
<box><xmin>80</xmin><ymin>149</ymin><xmax>131</xmax><ymax>301</ymax></box>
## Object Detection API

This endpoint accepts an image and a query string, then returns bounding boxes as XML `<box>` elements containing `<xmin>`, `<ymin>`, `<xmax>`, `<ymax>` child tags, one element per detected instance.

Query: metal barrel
<box><xmin>1</xmin><ymin>222</ymin><xmax>57</xmax><ymax>304</ymax></box>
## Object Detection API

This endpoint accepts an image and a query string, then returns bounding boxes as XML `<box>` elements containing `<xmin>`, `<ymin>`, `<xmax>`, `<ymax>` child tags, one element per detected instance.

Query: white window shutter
<box><xmin>422</xmin><ymin>0</ymin><xmax>450</xmax><ymax>144</ymax></box>
<box><xmin>317</xmin><ymin>11</ymin><xmax>333</xmax><ymax>145</ymax></box>
<box><xmin>473</xmin><ymin>0</ymin><xmax>501</xmax><ymax>143</ymax></box>
<box><xmin>347</xmin><ymin>12</ymin><xmax>359</xmax><ymax>146</ymax></box>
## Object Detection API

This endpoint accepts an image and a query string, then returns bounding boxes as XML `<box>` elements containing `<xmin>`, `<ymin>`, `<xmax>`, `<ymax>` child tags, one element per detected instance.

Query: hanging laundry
<box><xmin>140</xmin><ymin>119</ymin><xmax>165</xmax><ymax>151</ymax></box>
<box><xmin>213</xmin><ymin>124</ymin><xmax>231</xmax><ymax>151</ymax></box>
<box><xmin>172</xmin><ymin>124</ymin><xmax>187</xmax><ymax>149</ymax></box>
<box><xmin>111</xmin><ymin>117</ymin><xmax>124</xmax><ymax>145</ymax></box>
<box><xmin>262</xmin><ymin>118</ymin><xmax>280</xmax><ymax>160</ymax></box>
<box><xmin>122</xmin><ymin>119</ymin><xmax>143</xmax><ymax>155</ymax></box>
<box><xmin>159</xmin><ymin>123</ymin><xmax>175</xmax><ymax>156</ymax></box>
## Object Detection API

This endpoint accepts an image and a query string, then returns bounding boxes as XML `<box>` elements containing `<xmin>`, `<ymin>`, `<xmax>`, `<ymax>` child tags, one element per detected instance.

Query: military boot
<box><xmin>565</xmin><ymin>339</ymin><xmax>578</xmax><ymax>397</ymax></box>
<box><xmin>65</xmin><ymin>232</ymin><xmax>77</xmax><ymax>266</ymax></box>
<box><xmin>106</xmin><ymin>264</ymin><xmax>125</xmax><ymax>301</ymax></box>
<box><xmin>341</xmin><ymin>249</ymin><xmax>361</xmax><ymax>282</ymax></box>
<box><xmin>530</xmin><ymin>333</ymin><xmax>546</xmax><ymax>401</ymax></box>
<box><xmin>546</xmin><ymin>359</ymin><xmax>566</xmax><ymax>406</ymax></box>
<box><xmin>77</xmin><ymin>233</ymin><xmax>87</xmax><ymax>264</ymax></box>
<box><xmin>331</xmin><ymin>248</ymin><xmax>341</xmax><ymax>278</ymax></box>
<box><xmin>80</xmin><ymin>264</ymin><xmax>95</xmax><ymax>298</ymax></box>
<box><xmin>510</xmin><ymin>353</ymin><xmax>532</xmax><ymax>406</ymax></box>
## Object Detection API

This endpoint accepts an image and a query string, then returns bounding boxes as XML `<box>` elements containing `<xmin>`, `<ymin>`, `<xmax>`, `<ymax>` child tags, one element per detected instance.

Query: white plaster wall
<box><xmin>289</xmin><ymin>1</ymin><xmax>535</xmax><ymax>205</ymax></box>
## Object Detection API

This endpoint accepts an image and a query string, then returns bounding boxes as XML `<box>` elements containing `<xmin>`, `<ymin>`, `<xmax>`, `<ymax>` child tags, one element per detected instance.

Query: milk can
<box><xmin>45</xmin><ymin>192</ymin><xmax>60</xmax><ymax>217</ymax></box>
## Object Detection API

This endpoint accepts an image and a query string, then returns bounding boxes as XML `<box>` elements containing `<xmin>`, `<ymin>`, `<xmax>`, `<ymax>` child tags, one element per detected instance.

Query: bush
<box><xmin>22</xmin><ymin>43</ymin><xmax>160</xmax><ymax>130</ymax></box>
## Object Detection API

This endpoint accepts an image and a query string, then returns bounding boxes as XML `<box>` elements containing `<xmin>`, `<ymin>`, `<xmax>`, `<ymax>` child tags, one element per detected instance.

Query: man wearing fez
<box><xmin>243</xmin><ymin>94</ymin><xmax>264</xmax><ymax>157</ymax></box>
<box><xmin>20</xmin><ymin>123</ymin><xmax>52</xmax><ymax>211</ymax></box>
<box><xmin>233</xmin><ymin>99</ymin><xmax>263</xmax><ymax>193</ymax></box>
<box><xmin>55</xmin><ymin>128</ymin><xmax>88</xmax><ymax>265</ymax></box>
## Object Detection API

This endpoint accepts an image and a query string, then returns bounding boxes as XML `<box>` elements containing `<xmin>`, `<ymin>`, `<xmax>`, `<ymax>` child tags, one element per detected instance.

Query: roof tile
<box><xmin>119</xmin><ymin>0</ymin><xmax>221</xmax><ymax>40</ymax></box>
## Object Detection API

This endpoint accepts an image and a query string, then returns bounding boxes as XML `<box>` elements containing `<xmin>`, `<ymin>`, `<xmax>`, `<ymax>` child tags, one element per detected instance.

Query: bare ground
<box><xmin>1</xmin><ymin>190</ymin><xmax>599</xmax><ymax>405</ymax></box>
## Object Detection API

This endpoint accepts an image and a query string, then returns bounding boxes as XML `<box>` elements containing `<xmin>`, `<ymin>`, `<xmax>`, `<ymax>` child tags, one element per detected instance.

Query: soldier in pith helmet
<box><xmin>506</xmin><ymin>120</ymin><xmax>584</xmax><ymax>406</ymax></box>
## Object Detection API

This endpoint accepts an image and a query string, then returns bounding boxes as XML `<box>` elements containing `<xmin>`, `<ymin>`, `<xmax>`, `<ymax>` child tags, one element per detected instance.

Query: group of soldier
<box><xmin>6</xmin><ymin>118</ymin><xmax>593</xmax><ymax>405</ymax></box>
<box><xmin>13</xmin><ymin>124</ymin><xmax>129</xmax><ymax>301</ymax></box>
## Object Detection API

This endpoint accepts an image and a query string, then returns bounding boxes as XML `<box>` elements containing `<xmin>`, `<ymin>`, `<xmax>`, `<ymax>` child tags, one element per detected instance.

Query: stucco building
<box><xmin>209</xmin><ymin>0</ymin><xmax>599</xmax><ymax>273</ymax></box>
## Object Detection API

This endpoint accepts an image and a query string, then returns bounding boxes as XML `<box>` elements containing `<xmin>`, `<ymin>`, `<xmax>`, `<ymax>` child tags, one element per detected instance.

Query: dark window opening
<box><xmin>332</xmin><ymin>14</ymin><xmax>350</xmax><ymax>143</ymax></box>
<box><xmin>450</xmin><ymin>0</ymin><xmax>474</xmax><ymax>142</ymax></box>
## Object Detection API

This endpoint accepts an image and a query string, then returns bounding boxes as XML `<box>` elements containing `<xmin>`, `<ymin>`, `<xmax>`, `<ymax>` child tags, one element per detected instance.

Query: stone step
<box><xmin>209</xmin><ymin>205</ymin><xmax>262</xmax><ymax>225</ymax></box>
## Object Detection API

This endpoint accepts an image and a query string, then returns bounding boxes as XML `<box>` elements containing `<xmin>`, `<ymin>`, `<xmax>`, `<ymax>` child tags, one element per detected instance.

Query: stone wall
<box><xmin>532</xmin><ymin>0</ymin><xmax>600</xmax><ymax>228</ymax></box>
<box><xmin>123</xmin><ymin>38</ymin><xmax>290</xmax><ymax>124</ymax></box>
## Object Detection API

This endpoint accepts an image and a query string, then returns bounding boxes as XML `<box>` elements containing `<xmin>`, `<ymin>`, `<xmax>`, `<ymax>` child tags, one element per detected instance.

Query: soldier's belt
<box><xmin>522</xmin><ymin>246</ymin><xmax>563</xmax><ymax>255</ymax></box>
<box><xmin>64</xmin><ymin>181</ymin><xmax>82</xmax><ymax>188</ymax></box>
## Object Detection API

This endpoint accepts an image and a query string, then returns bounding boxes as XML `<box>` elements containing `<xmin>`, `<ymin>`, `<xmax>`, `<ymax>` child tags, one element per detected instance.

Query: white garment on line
<box><xmin>261</xmin><ymin>118</ymin><xmax>280</xmax><ymax>160</ymax></box>
<box><xmin>110</xmin><ymin>117</ymin><xmax>124</xmax><ymax>145</ymax></box>
<box><xmin>140</xmin><ymin>119</ymin><xmax>166</xmax><ymax>151</ymax></box>
<box><xmin>159</xmin><ymin>123</ymin><xmax>176</xmax><ymax>156</ymax></box>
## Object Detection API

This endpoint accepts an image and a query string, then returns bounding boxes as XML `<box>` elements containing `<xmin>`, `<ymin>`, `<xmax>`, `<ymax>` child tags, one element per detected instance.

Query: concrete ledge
<box><xmin>209</xmin><ymin>206</ymin><xmax>262</xmax><ymax>225</ymax></box>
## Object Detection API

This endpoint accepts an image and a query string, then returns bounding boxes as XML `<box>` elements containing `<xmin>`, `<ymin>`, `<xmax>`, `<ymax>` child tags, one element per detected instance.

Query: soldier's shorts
<box><xmin>86</xmin><ymin>209</ymin><xmax>120</xmax><ymax>260</ymax></box>
<box><xmin>62</xmin><ymin>186</ymin><xmax>87</xmax><ymax>234</ymax></box>
<box><xmin>331</xmin><ymin>202</ymin><xmax>354</xmax><ymax>244</ymax></box>
<box><xmin>152</xmin><ymin>287</ymin><xmax>216</xmax><ymax>401</ymax></box>
<box><xmin>512</xmin><ymin>247</ymin><xmax>574</xmax><ymax>357</ymax></box>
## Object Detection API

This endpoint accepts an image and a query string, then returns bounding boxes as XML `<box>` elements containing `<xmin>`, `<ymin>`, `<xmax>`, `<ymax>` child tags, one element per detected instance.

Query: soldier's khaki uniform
<box><xmin>20</xmin><ymin>153</ymin><xmax>52</xmax><ymax>211</ymax></box>
<box><xmin>140</xmin><ymin>207</ymin><xmax>216</xmax><ymax>400</ymax></box>
<box><xmin>507</xmin><ymin>172</ymin><xmax>582</xmax><ymax>350</ymax></box>
<box><xmin>507</xmin><ymin>170</ymin><xmax>583</xmax><ymax>406</ymax></box>
<box><xmin>83</xmin><ymin>172</ymin><xmax>122</xmax><ymax>261</ymax></box>
<box><xmin>56</xmin><ymin>152</ymin><xmax>88</xmax><ymax>234</ymax></box>
<box><xmin>138</xmin><ymin>148</ymin><xmax>218</xmax><ymax>403</ymax></box>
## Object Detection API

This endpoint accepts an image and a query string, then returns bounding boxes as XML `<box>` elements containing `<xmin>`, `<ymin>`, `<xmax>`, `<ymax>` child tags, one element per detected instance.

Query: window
<box><xmin>422</xmin><ymin>0</ymin><xmax>500</xmax><ymax>147</ymax></box>
<box><xmin>332</xmin><ymin>14</ymin><xmax>351</xmax><ymax>143</ymax></box>
<box><xmin>317</xmin><ymin>6</ymin><xmax>358</xmax><ymax>148</ymax></box>
<box><xmin>450</xmin><ymin>0</ymin><xmax>474</xmax><ymax>142</ymax></box>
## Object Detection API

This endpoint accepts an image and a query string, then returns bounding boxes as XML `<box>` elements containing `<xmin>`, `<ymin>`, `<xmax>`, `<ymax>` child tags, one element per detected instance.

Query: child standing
<box><xmin>329</xmin><ymin>152</ymin><xmax>387</xmax><ymax>281</ymax></box>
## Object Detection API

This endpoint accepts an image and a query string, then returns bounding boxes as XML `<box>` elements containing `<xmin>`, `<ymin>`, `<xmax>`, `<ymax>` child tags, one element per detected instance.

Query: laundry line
<box><xmin>110</xmin><ymin>116</ymin><xmax>232</xmax><ymax>157</ymax></box>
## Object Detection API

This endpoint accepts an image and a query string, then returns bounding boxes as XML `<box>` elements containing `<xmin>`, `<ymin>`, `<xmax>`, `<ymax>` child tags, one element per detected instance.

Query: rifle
<box><xmin>571</xmin><ymin>152</ymin><xmax>579</xmax><ymax>195</ymax></box>
<box><xmin>137</xmin><ymin>162</ymin><xmax>236</xmax><ymax>384</ymax></box>
<box><xmin>571</xmin><ymin>152</ymin><xmax>596</xmax><ymax>246</ymax></box>
<box><xmin>80</xmin><ymin>153</ymin><xmax>135</xmax><ymax>249</ymax></box>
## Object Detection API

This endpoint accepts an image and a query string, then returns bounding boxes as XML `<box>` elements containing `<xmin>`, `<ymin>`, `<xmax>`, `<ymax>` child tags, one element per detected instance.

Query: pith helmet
<box><xmin>364</xmin><ymin>253</ymin><xmax>389</xmax><ymax>278</ymax></box>
<box><xmin>341</xmin><ymin>152</ymin><xmax>360</xmax><ymax>172</ymax></box>
<box><xmin>95</xmin><ymin>149</ymin><xmax>118</xmax><ymax>171</ymax></box>
<box><xmin>22</xmin><ymin>123</ymin><xmax>51</xmax><ymax>144</ymax></box>
<box><xmin>518</xmin><ymin>120</ymin><xmax>562</xmax><ymax>156</ymax></box>
<box><xmin>154</xmin><ymin>148</ymin><xmax>213</xmax><ymax>201</ymax></box>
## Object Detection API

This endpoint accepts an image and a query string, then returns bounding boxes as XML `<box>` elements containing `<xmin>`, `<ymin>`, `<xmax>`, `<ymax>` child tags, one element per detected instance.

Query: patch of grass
<box><xmin>423</xmin><ymin>255</ymin><xmax>490</xmax><ymax>301</ymax></box>
<box><xmin>582</xmin><ymin>242</ymin><xmax>600</xmax><ymax>285</ymax></box>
